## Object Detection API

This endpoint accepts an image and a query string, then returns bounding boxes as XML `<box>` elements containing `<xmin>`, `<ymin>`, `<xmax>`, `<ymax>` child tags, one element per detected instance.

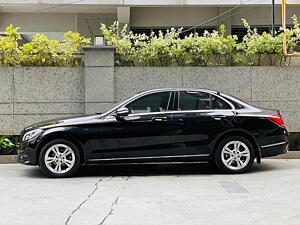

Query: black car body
<box><xmin>18</xmin><ymin>88</ymin><xmax>288</xmax><ymax>177</ymax></box>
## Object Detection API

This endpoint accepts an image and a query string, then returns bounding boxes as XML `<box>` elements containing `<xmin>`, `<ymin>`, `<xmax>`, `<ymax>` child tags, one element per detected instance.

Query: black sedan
<box><xmin>18</xmin><ymin>88</ymin><xmax>288</xmax><ymax>177</ymax></box>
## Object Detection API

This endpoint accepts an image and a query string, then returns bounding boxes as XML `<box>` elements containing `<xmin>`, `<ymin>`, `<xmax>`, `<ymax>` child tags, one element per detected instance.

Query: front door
<box><xmin>95</xmin><ymin>91</ymin><xmax>176</xmax><ymax>160</ymax></box>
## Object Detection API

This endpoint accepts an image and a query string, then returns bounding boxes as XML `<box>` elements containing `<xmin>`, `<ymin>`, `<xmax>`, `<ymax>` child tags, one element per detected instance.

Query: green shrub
<box><xmin>0</xmin><ymin>25</ymin><xmax>91</xmax><ymax>67</ymax></box>
<box><xmin>101</xmin><ymin>16</ymin><xmax>300</xmax><ymax>67</ymax></box>
<box><xmin>0</xmin><ymin>136</ymin><xmax>19</xmax><ymax>155</ymax></box>
<box><xmin>101</xmin><ymin>22</ymin><xmax>239</xmax><ymax>66</ymax></box>
<box><xmin>237</xmin><ymin>16</ymin><xmax>300</xmax><ymax>66</ymax></box>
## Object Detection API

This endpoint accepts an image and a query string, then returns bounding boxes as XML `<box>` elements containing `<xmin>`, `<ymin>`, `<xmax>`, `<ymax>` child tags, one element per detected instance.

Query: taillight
<box><xmin>267</xmin><ymin>114</ymin><xmax>285</xmax><ymax>127</ymax></box>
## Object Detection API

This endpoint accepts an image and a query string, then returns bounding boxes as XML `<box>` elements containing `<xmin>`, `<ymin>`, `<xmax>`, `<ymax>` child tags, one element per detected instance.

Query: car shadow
<box><xmin>76</xmin><ymin>162</ymin><xmax>218</xmax><ymax>177</ymax></box>
<box><xmin>75</xmin><ymin>161</ymin><xmax>279</xmax><ymax>177</ymax></box>
<box><xmin>22</xmin><ymin>161</ymin><xmax>279</xmax><ymax>179</ymax></box>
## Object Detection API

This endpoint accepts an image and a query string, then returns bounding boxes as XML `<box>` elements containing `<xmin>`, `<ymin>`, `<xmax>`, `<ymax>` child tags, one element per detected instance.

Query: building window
<box><xmin>131</xmin><ymin>26</ymin><xmax>217</xmax><ymax>38</ymax></box>
<box><xmin>231</xmin><ymin>25</ymin><xmax>292</xmax><ymax>42</ymax></box>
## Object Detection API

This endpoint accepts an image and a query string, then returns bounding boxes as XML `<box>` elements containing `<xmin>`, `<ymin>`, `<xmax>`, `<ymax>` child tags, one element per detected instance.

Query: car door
<box><xmin>170</xmin><ymin>90</ymin><xmax>235</xmax><ymax>157</ymax></box>
<box><xmin>96</xmin><ymin>91</ymin><xmax>176</xmax><ymax>160</ymax></box>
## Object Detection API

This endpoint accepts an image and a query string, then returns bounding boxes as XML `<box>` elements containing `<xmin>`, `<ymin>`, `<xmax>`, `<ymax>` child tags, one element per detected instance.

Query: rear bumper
<box><xmin>261</xmin><ymin>141</ymin><xmax>289</xmax><ymax>158</ymax></box>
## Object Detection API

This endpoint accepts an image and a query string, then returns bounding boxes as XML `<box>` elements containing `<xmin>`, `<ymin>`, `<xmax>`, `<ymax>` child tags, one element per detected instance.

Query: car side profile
<box><xmin>18</xmin><ymin>88</ymin><xmax>289</xmax><ymax>177</ymax></box>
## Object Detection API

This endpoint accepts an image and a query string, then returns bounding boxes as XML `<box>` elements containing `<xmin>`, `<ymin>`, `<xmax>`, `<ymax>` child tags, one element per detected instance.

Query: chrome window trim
<box><xmin>88</xmin><ymin>153</ymin><xmax>210</xmax><ymax>162</ymax></box>
<box><xmin>166</xmin><ymin>91</ymin><xmax>173</xmax><ymax>111</ymax></box>
<box><xmin>104</xmin><ymin>88</ymin><xmax>236</xmax><ymax>118</ymax></box>
<box><xmin>126</xmin><ymin>109</ymin><xmax>235</xmax><ymax>117</ymax></box>
<box><xmin>177</xmin><ymin>91</ymin><xmax>180</xmax><ymax>109</ymax></box>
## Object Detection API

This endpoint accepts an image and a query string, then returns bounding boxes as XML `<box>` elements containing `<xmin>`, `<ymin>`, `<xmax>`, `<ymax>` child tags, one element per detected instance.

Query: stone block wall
<box><xmin>0</xmin><ymin>46</ymin><xmax>299</xmax><ymax>138</ymax></box>
<box><xmin>0</xmin><ymin>67</ymin><xmax>84</xmax><ymax>134</ymax></box>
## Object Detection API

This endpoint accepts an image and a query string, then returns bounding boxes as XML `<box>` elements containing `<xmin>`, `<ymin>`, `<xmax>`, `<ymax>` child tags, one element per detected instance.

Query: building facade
<box><xmin>0</xmin><ymin>0</ymin><xmax>299</xmax><ymax>42</ymax></box>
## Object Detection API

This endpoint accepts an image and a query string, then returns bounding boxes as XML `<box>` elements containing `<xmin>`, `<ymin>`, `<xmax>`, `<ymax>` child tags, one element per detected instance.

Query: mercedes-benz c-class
<box><xmin>18</xmin><ymin>88</ymin><xmax>288</xmax><ymax>177</ymax></box>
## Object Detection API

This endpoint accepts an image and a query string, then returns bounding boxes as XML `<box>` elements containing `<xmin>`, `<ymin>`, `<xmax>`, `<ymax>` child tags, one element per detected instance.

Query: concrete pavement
<box><xmin>0</xmin><ymin>160</ymin><xmax>300</xmax><ymax>225</ymax></box>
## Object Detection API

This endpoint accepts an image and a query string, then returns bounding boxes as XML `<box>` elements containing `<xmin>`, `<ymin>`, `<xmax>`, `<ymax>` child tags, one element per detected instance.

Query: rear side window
<box><xmin>210</xmin><ymin>95</ymin><xmax>232</xmax><ymax>109</ymax></box>
<box><xmin>177</xmin><ymin>91</ymin><xmax>232</xmax><ymax>111</ymax></box>
<box><xmin>221</xmin><ymin>96</ymin><xmax>244</xmax><ymax>109</ymax></box>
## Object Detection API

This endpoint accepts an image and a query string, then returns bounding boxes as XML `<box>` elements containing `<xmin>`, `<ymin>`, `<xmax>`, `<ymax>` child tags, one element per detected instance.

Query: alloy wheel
<box><xmin>221</xmin><ymin>140</ymin><xmax>251</xmax><ymax>170</ymax></box>
<box><xmin>44</xmin><ymin>144</ymin><xmax>75</xmax><ymax>174</ymax></box>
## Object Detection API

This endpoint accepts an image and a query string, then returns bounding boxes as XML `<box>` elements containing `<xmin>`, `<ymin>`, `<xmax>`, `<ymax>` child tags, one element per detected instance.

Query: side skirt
<box><xmin>87</xmin><ymin>154</ymin><xmax>211</xmax><ymax>164</ymax></box>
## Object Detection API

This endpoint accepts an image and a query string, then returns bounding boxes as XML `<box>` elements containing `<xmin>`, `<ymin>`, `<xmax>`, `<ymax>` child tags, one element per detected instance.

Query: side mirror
<box><xmin>115</xmin><ymin>107</ymin><xmax>129</xmax><ymax>120</ymax></box>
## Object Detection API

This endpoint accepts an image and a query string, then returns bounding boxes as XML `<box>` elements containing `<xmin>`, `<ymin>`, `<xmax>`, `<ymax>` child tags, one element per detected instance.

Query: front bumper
<box><xmin>18</xmin><ymin>150</ymin><xmax>36</xmax><ymax>165</ymax></box>
<box><xmin>18</xmin><ymin>139</ymin><xmax>40</xmax><ymax>166</ymax></box>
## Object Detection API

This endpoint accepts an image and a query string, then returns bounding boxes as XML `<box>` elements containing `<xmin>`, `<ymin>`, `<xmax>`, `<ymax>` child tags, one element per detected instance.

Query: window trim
<box><xmin>126</xmin><ymin>109</ymin><xmax>235</xmax><ymax>117</ymax></box>
<box><xmin>166</xmin><ymin>91</ymin><xmax>173</xmax><ymax>111</ymax></box>
<box><xmin>105</xmin><ymin>89</ymin><xmax>235</xmax><ymax>118</ymax></box>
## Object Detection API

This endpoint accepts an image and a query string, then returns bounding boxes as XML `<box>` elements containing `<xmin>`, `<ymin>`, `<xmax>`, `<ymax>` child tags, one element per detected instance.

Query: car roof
<box><xmin>139</xmin><ymin>88</ymin><xmax>219</xmax><ymax>95</ymax></box>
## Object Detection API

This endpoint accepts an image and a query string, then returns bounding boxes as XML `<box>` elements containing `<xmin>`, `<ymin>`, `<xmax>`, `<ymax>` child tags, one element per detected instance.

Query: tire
<box><xmin>214</xmin><ymin>136</ymin><xmax>255</xmax><ymax>174</ymax></box>
<box><xmin>39</xmin><ymin>139</ymin><xmax>80</xmax><ymax>178</ymax></box>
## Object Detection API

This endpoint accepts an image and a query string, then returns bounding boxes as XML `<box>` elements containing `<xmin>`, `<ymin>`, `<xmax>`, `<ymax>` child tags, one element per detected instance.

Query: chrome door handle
<box><xmin>211</xmin><ymin>115</ymin><xmax>226</xmax><ymax>120</ymax></box>
<box><xmin>152</xmin><ymin>117</ymin><xmax>167</xmax><ymax>122</ymax></box>
<box><xmin>212</xmin><ymin>115</ymin><xmax>226</xmax><ymax>117</ymax></box>
<box><xmin>213</xmin><ymin>117</ymin><xmax>222</xmax><ymax>120</ymax></box>
<box><xmin>125</xmin><ymin>115</ymin><xmax>141</xmax><ymax>121</ymax></box>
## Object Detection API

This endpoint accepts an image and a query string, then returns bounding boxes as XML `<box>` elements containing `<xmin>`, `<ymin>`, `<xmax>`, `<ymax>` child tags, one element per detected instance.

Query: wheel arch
<box><xmin>212</xmin><ymin>129</ymin><xmax>261</xmax><ymax>164</ymax></box>
<box><xmin>36</xmin><ymin>131</ymin><xmax>86</xmax><ymax>165</ymax></box>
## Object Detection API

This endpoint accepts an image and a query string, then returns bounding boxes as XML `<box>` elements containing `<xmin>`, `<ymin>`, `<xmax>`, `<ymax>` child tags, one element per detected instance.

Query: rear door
<box><xmin>170</xmin><ymin>90</ymin><xmax>235</xmax><ymax>156</ymax></box>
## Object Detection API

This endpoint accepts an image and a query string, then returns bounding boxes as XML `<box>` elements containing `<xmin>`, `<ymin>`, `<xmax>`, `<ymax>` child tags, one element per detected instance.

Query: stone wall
<box><xmin>0</xmin><ymin>67</ymin><xmax>84</xmax><ymax>134</ymax></box>
<box><xmin>113</xmin><ymin>66</ymin><xmax>300</xmax><ymax>133</ymax></box>
<box><xmin>83</xmin><ymin>46</ymin><xmax>300</xmax><ymax>134</ymax></box>
<box><xmin>0</xmin><ymin>46</ymin><xmax>299</xmax><ymax>137</ymax></box>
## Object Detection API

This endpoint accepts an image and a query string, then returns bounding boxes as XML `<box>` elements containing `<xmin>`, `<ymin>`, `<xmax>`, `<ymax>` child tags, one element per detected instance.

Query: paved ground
<box><xmin>1</xmin><ymin>160</ymin><xmax>300</xmax><ymax>225</ymax></box>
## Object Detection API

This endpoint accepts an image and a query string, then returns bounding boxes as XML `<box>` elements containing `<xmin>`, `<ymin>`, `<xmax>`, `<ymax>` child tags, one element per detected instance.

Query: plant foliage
<box><xmin>101</xmin><ymin>16</ymin><xmax>300</xmax><ymax>66</ymax></box>
<box><xmin>0</xmin><ymin>25</ymin><xmax>91</xmax><ymax>67</ymax></box>
<box><xmin>0</xmin><ymin>136</ymin><xmax>19</xmax><ymax>155</ymax></box>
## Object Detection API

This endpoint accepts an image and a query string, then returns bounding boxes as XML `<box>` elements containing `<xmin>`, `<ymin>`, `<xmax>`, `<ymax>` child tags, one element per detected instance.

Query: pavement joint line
<box><xmin>219</xmin><ymin>181</ymin><xmax>249</xmax><ymax>193</ymax></box>
<box><xmin>98</xmin><ymin>194</ymin><xmax>121</xmax><ymax>225</ymax></box>
<box><xmin>98</xmin><ymin>176</ymin><xmax>129</xmax><ymax>225</ymax></box>
<box><xmin>64</xmin><ymin>177</ymin><xmax>107</xmax><ymax>225</ymax></box>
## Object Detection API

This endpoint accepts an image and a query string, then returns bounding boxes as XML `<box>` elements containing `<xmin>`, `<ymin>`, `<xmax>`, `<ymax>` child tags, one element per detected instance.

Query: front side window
<box><xmin>177</xmin><ymin>91</ymin><xmax>232</xmax><ymax>111</ymax></box>
<box><xmin>125</xmin><ymin>91</ymin><xmax>171</xmax><ymax>114</ymax></box>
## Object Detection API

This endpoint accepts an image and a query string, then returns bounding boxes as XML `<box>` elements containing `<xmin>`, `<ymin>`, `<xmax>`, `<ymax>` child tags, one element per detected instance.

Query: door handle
<box><xmin>213</xmin><ymin>117</ymin><xmax>222</xmax><ymax>120</ymax></box>
<box><xmin>211</xmin><ymin>115</ymin><xmax>226</xmax><ymax>120</ymax></box>
<box><xmin>152</xmin><ymin>117</ymin><xmax>167</xmax><ymax>122</ymax></box>
<box><xmin>125</xmin><ymin>115</ymin><xmax>141</xmax><ymax>121</ymax></box>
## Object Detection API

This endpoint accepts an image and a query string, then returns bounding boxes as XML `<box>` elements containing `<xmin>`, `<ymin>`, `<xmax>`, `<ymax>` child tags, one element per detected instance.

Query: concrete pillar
<box><xmin>117</xmin><ymin>6</ymin><xmax>131</xmax><ymax>29</ymax></box>
<box><xmin>82</xmin><ymin>46</ymin><xmax>116</xmax><ymax>114</ymax></box>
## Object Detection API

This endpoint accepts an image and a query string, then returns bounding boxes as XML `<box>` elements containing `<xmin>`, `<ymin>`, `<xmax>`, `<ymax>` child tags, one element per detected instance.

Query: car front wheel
<box><xmin>214</xmin><ymin>136</ymin><xmax>255</xmax><ymax>174</ymax></box>
<box><xmin>39</xmin><ymin>139</ymin><xmax>80</xmax><ymax>178</ymax></box>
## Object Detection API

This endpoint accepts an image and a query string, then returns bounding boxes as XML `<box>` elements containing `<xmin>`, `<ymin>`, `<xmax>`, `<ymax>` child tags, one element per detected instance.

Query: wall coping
<box><xmin>81</xmin><ymin>46</ymin><xmax>114</xmax><ymax>50</ymax></box>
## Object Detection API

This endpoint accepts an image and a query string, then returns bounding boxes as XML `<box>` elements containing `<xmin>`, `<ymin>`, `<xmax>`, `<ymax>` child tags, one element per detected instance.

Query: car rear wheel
<box><xmin>39</xmin><ymin>139</ymin><xmax>80</xmax><ymax>178</ymax></box>
<box><xmin>214</xmin><ymin>136</ymin><xmax>255</xmax><ymax>174</ymax></box>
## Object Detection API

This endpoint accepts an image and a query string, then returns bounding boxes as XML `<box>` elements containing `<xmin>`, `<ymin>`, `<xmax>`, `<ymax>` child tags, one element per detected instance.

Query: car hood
<box><xmin>23</xmin><ymin>114</ymin><xmax>102</xmax><ymax>131</ymax></box>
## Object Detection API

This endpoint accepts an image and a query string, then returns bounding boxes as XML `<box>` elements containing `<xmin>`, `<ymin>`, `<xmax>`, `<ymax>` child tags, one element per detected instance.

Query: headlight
<box><xmin>22</xmin><ymin>129</ymin><xmax>43</xmax><ymax>142</ymax></box>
